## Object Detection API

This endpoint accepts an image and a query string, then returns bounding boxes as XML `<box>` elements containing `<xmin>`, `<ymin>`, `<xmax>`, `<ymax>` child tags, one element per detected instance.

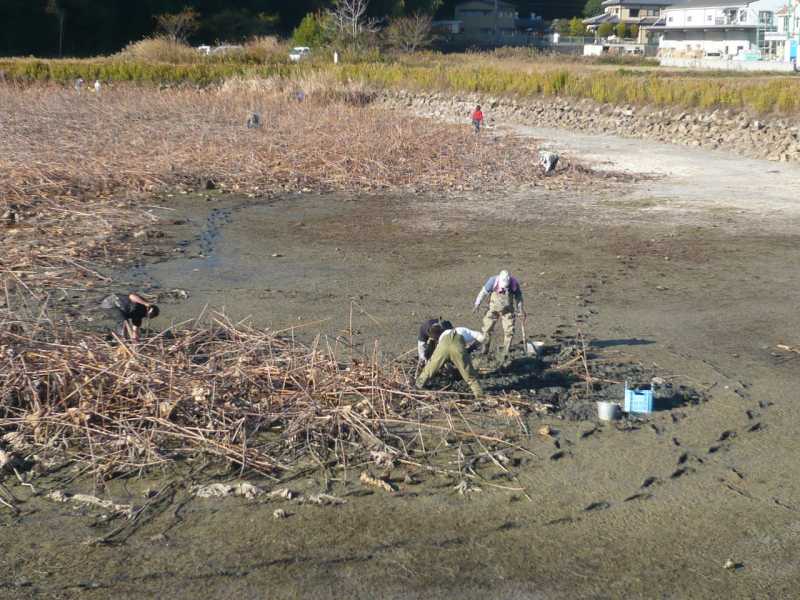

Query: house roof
<box><xmin>584</xmin><ymin>13</ymin><xmax>664</xmax><ymax>25</ymax></box>
<box><xmin>584</xmin><ymin>13</ymin><xmax>620</xmax><ymax>25</ymax></box>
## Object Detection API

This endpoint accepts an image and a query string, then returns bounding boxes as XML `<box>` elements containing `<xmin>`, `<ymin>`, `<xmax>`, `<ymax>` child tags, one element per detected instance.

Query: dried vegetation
<box><xmin>0</xmin><ymin>312</ymin><xmax>533</xmax><ymax>485</ymax></box>
<box><xmin>0</xmin><ymin>80</ymin><xmax>599</xmax><ymax>300</ymax></box>
<box><xmin>0</xmin><ymin>79</ymin><xmax>603</xmax><ymax>483</ymax></box>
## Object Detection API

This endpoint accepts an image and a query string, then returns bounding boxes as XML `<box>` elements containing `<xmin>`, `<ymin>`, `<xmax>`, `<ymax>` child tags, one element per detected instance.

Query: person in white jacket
<box><xmin>415</xmin><ymin>327</ymin><xmax>485</xmax><ymax>398</ymax></box>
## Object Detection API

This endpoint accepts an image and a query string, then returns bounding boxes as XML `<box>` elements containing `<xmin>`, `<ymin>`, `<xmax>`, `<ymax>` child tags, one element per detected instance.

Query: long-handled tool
<box><xmin>520</xmin><ymin>318</ymin><xmax>536</xmax><ymax>357</ymax></box>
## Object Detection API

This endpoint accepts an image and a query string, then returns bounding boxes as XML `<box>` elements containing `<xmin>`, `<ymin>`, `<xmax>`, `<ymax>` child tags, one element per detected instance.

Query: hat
<box><xmin>498</xmin><ymin>270</ymin><xmax>511</xmax><ymax>290</ymax></box>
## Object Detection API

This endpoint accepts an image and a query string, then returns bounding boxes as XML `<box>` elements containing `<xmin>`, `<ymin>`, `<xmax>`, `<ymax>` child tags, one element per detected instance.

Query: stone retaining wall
<box><xmin>376</xmin><ymin>90</ymin><xmax>800</xmax><ymax>163</ymax></box>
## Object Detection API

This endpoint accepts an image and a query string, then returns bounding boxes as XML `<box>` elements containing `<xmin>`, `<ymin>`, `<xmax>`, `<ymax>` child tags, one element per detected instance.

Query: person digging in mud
<box><xmin>473</xmin><ymin>270</ymin><xmax>526</xmax><ymax>364</ymax></box>
<box><xmin>417</xmin><ymin>317</ymin><xmax>454</xmax><ymax>367</ymax></box>
<box><xmin>471</xmin><ymin>104</ymin><xmax>484</xmax><ymax>134</ymax></box>
<box><xmin>416</xmin><ymin>327</ymin><xmax>485</xmax><ymax>399</ymax></box>
<box><xmin>100</xmin><ymin>292</ymin><xmax>159</xmax><ymax>342</ymax></box>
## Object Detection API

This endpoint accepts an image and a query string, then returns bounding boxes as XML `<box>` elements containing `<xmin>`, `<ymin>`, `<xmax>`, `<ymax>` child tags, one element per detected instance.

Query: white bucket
<box><xmin>597</xmin><ymin>401</ymin><xmax>622</xmax><ymax>421</ymax></box>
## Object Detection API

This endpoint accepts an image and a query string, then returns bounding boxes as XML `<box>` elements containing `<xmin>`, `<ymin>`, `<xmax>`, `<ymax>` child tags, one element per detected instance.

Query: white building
<box><xmin>770</xmin><ymin>1</ymin><xmax>800</xmax><ymax>62</ymax></box>
<box><xmin>653</xmin><ymin>0</ymin><xmax>786</xmax><ymax>58</ymax></box>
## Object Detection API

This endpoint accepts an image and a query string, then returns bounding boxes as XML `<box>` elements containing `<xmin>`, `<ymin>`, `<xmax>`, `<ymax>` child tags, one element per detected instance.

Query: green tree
<box><xmin>583</xmin><ymin>0</ymin><xmax>603</xmax><ymax>18</ymax></box>
<box><xmin>597</xmin><ymin>22</ymin><xmax>613</xmax><ymax>38</ymax></box>
<box><xmin>292</xmin><ymin>12</ymin><xmax>331</xmax><ymax>47</ymax></box>
<box><xmin>629</xmin><ymin>23</ymin><xmax>639</xmax><ymax>40</ymax></box>
<box><xmin>615</xmin><ymin>21</ymin><xmax>627</xmax><ymax>39</ymax></box>
<box><xmin>569</xmin><ymin>16</ymin><xmax>586</xmax><ymax>37</ymax></box>
<box><xmin>554</xmin><ymin>19</ymin><xmax>571</xmax><ymax>35</ymax></box>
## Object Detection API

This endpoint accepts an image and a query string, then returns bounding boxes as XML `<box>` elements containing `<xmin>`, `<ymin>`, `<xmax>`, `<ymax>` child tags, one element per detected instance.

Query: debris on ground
<box><xmin>46</xmin><ymin>490</ymin><xmax>133</xmax><ymax>517</ymax></box>
<box><xmin>194</xmin><ymin>482</ymin><xmax>263</xmax><ymax>499</ymax></box>
<box><xmin>305</xmin><ymin>493</ymin><xmax>346</xmax><ymax>506</ymax></box>
<box><xmin>359</xmin><ymin>471</ymin><xmax>396</xmax><ymax>493</ymax></box>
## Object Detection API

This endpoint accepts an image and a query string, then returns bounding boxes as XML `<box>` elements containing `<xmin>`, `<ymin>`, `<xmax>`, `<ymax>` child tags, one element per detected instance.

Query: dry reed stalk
<box><xmin>0</xmin><ymin>82</ymin><xmax>609</xmax><ymax>302</ymax></box>
<box><xmin>0</xmin><ymin>311</ymin><xmax>528</xmax><ymax>482</ymax></box>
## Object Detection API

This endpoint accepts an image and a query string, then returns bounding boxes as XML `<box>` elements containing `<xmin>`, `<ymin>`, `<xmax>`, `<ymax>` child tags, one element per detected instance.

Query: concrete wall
<box><xmin>659</xmin><ymin>29</ymin><xmax>756</xmax><ymax>55</ymax></box>
<box><xmin>376</xmin><ymin>90</ymin><xmax>800</xmax><ymax>164</ymax></box>
<box><xmin>660</xmin><ymin>56</ymin><xmax>797</xmax><ymax>70</ymax></box>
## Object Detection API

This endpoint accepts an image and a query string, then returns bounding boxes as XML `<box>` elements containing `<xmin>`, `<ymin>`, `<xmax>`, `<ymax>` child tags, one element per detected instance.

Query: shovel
<box><xmin>520</xmin><ymin>319</ymin><xmax>536</xmax><ymax>357</ymax></box>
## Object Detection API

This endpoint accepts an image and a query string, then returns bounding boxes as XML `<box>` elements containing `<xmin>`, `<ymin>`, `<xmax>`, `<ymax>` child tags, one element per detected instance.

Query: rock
<box><xmin>273</xmin><ymin>508</ymin><xmax>288</xmax><ymax>519</ymax></box>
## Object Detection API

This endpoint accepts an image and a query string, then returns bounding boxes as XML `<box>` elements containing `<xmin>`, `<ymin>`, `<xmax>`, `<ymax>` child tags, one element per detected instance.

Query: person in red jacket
<box><xmin>471</xmin><ymin>104</ymin><xmax>483</xmax><ymax>133</ymax></box>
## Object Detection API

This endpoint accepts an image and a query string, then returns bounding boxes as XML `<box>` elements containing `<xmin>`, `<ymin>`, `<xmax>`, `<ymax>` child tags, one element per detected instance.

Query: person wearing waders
<box><xmin>473</xmin><ymin>270</ymin><xmax>526</xmax><ymax>362</ymax></box>
<box><xmin>417</xmin><ymin>317</ymin><xmax>454</xmax><ymax>367</ymax></box>
<box><xmin>100</xmin><ymin>292</ymin><xmax>159</xmax><ymax>342</ymax></box>
<box><xmin>471</xmin><ymin>104</ymin><xmax>484</xmax><ymax>133</ymax></box>
<box><xmin>416</xmin><ymin>327</ymin><xmax>485</xmax><ymax>398</ymax></box>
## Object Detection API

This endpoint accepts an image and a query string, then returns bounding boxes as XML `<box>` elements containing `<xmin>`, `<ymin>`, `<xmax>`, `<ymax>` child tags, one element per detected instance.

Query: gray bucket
<box><xmin>597</xmin><ymin>401</ymin><xmax>622</xmax><ymax>421</ymax></box>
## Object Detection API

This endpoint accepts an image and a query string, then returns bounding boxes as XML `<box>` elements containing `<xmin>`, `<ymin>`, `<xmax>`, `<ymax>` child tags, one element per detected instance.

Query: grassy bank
<box><xmin>2</xmin><ymin>53</ymin><xmax>799</xmax><ymax>114</ymax></box>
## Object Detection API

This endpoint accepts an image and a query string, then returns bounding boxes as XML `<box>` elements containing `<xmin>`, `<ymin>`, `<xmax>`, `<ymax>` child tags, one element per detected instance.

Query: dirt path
<box><xmin>3</xmin><ymin>127</ymin><xmax>800</xmax><ymax>599</ymax></box>
<box><xmin>512</xmin><ymin>123</ymin><xmax>800</xmax><ymax>226</ymax></box>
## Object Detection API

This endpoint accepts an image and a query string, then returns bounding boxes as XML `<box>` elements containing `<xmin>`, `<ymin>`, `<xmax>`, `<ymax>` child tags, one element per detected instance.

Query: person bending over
<box><xmin>417</xmin><ymin>317</ymin><xmax>454</xmax><ymax>366</ymax></box>
<box><xmin>100</xmin><ymin>292</ymin><xmax>159</xmax><ymax>341</ymax></box>
<box><xmin>416</xmin><ymin>327</ymin><xmax>485</xmax><ymax>399</ymax></box>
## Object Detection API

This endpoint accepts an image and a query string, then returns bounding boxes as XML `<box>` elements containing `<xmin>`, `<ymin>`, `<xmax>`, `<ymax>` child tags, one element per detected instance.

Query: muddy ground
<box><xmin>2</xmin><ymin>126</ymin><xmax>800</xmax><ymax>598</ymax></box>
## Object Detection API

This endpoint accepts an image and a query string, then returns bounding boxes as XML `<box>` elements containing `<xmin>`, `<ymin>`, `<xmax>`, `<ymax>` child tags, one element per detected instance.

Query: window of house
<box><xmin>629</xmin><ymin>9</ymin><xmax>639</xmax><ymax>17</ymax></box>
<box><xmin>687</xmin><ymin>15</ymin><xmax>692</xmax><ymax>23</ymax></box>
<box><xmin>739</xmin><ymin>10</ymin><xmax>747</xmax><ymax>23</ymax></box>
<box><xmin>668</xmin><ymin>16</ymin><xmax>673</xmax><ymax>22</ymax></box>
<box><xmin>707</xmin><ymin>14</ymin><xmax>712</xmax><ymax>21</ymax></box>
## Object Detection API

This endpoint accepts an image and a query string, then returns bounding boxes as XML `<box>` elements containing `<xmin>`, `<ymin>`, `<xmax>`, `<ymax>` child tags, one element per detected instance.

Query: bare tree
<box><xmin>155</xmin><ymin>7</ymin><xmax>201</xmax><ymax>43</ymax></box>
<box><xmin>385</xmin><ymin>13</ymin><xmax>435</xmax><ymax>52</ymax></box>
<box><xmin>326</xmin><ymin>0</ymin><xmax>379</xmax><ymax>48</ymax></box>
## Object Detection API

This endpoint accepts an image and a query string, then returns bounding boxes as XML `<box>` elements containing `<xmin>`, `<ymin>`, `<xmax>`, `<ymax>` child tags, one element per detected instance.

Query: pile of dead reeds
<box><xmin>0</xmin><ymin>81</ymin><xmax>604</xmax><ymax>301</ymax></box>
<box><xmin>0</xmin><ymin>312</ymin><xmax>525</xmax><ymax>482</ymax></box>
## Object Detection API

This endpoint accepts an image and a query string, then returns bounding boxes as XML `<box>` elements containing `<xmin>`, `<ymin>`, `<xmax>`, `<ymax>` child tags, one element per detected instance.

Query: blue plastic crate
<box><xmin>624</xmin><ymin>382</ymin><xmax>654</xmax><ymax>414</ymax></box>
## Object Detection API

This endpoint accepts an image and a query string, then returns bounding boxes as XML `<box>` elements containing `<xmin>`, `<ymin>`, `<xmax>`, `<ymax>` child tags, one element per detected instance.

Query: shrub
<box><xmin>292</xmin><ymin>12</ymin><xmax>331</xmax><ymax>48</ymax></box>
<box><xmin>615</xmin><ymin>22</ymin><xmax>627</xmax><ymax>39</ymax></box>
<box><xmin>569</xmin><ymin>17</ymin><xmax>586</xmax><ymax>37</ymax></box>
<box><xmin>119</xmin><ymin>37</ymin><xmax>201</xmax><ymax>64</ymax></box>
<box><xmin>597</xmin><ymin>23</ymin><xmax>613</xmax><ymax>38</ymax></box>
<box><xmin>243</xmin><ymin>36</ymin><xmax>289</xmax><ymax>64</ymax></box>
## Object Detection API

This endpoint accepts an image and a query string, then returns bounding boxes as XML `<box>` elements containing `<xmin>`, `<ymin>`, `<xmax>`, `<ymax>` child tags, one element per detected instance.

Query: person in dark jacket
<box><xmin>100</xmin><ymin>292</ymin><xmax>159</xmax><ymax>341</ymax></box>
<box><xmin>417</xmin><ymin>317</ymin><xmax>454</xmax><ymax>366</ymax></box>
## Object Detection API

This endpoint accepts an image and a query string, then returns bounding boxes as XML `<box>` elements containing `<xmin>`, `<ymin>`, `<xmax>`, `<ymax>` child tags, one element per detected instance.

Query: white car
<box><xmin>289</xmin><ymin>46</ymin><xmax>311</xmax><ymax>62</ymax></box>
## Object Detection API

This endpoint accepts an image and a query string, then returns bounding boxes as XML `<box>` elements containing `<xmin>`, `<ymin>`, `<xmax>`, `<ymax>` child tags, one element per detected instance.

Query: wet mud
<box><xmin>4</xmin><ymin>154</ymin><xmax>800</xmax><ymax>597</ymax></box>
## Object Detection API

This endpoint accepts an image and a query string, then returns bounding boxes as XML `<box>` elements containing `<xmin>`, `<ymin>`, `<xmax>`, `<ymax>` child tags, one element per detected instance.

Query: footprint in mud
<box><xmin>677</xmin><ymin>452</ymin><xmax>703</xmax><ymax>466</ymax></box>
<box><xmin>550</xmin><ymin>450</ymin><xmax>568</xmax><ymax>461</ymax></box>
<box><xmin>641</xmin><ymin>476</ymin><xmax>659</xmax><ymax>489</ymax></box>
<box><xmin>672</xmin><ymin>437</ymin><xmax>681</xmax><ymax>447</ymax></box>
<box><xmin>197</xmin><ymin>207</ymin><xmax>234</xmax><ymax>256</ymax></box>
<box><xmin>759</xmin><ymin>400</ymin><xmax>774</xmax><ymax>409</ymax></box>
<box><xmin>546</xmin><ymin>516</ymin><xmax>576</xmax><ymax>526</ymax></box>
<box><xmin>580</xmin><ymin>426</ymin><xmax>598</xmax><ymax>439</ymax></box>
<box><xmin>624</xmin><ymin>492</ymin><xmax>653</xmax><ymax>502</ymax></box>
<box><xmin>584</xmin><ymin>501</ymin><xmax>610</xmax><ymax>512</ymax></box>
<box><xmin>745</xmin><ymin>409</ymin><xmax>760</xmax><ymax>420</ymax></box>
<box><xmin>747</xmin><ymin>422</ymin><xmax>764</xmax><ymax>433</ymax></box>
<box><xmin>708</xmin><ymin>445</ymin><xmax>721</xmax><ymax>454</ymax></box>
<box><xmin>671</xmin><ymin>467</ymin><xmax>694</xmax><ymax>479</ymax></box>
<box><xmin>718</xmin><ymin>430</ymin><xmax>737</xmax><ymax>442</ymax></box>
